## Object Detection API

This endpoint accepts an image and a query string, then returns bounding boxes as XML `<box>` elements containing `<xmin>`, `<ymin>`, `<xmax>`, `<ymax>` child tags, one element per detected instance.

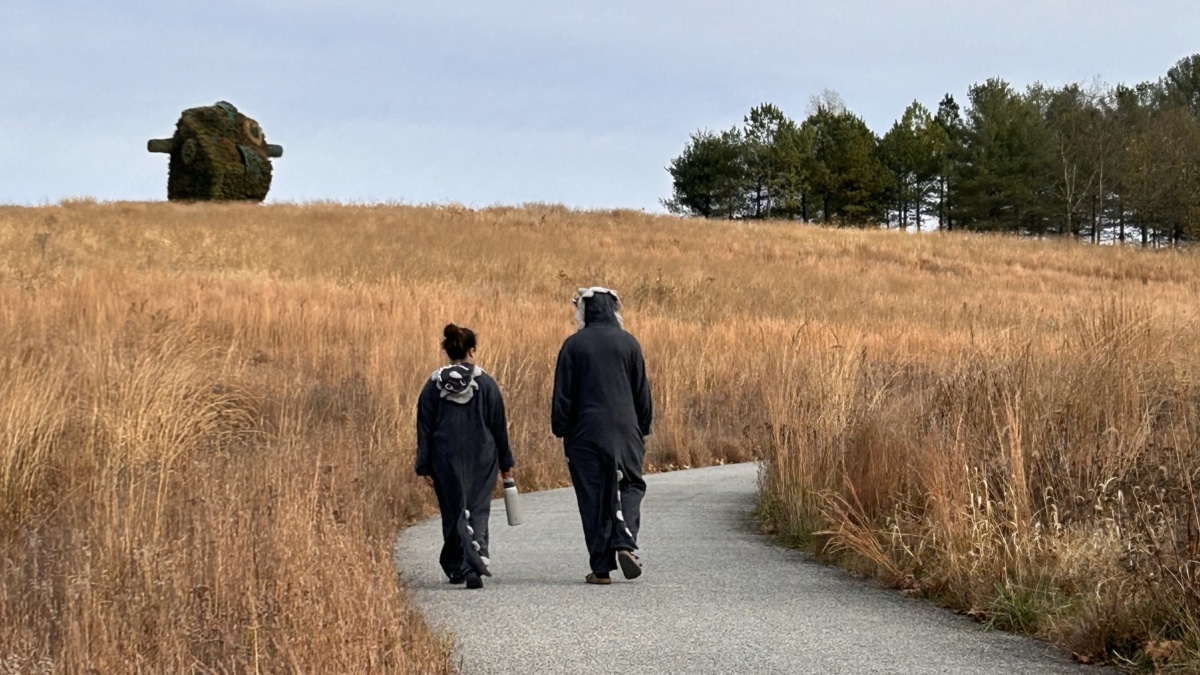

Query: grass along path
<box><xmin>2</xmin><ymin>201</ymin><xmax>1196</xmax><ymax>669</ymax></box>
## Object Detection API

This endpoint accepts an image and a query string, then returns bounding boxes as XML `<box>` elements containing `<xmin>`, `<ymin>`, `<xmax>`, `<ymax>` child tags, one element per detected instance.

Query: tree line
<box><xmin>663</xmin><ymin>54</ymin><xmax>1200</xmax><ymax>244</ymax></box>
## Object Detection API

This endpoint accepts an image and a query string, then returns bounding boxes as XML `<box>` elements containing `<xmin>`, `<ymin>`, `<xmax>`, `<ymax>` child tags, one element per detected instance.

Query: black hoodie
<box><xmin>416</xmin><ymin>364</ymin><xmax>513</xmax><ymax>477</ymax></box>
<box><xmin>551</xmin><ymin>292</ymin><xmax>653</xmax><ymax>449</ymax></box>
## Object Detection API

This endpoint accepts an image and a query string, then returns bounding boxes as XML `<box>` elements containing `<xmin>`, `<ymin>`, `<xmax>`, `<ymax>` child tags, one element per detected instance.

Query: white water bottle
<box><xmin>503</xmin><ymin>478</ymin><xmax>522</xmax><ymax>526</ymax></box>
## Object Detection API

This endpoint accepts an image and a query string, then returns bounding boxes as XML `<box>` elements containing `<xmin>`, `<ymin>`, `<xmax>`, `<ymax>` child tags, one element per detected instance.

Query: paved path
<box><xmin>394</xmin><ymin>463</ymin><xmax>1097</xmax><ymax>674</ymax></box>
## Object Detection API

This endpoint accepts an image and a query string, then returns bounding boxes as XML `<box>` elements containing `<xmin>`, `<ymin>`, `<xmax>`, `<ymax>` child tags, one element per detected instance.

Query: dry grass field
<box><xmin>2</xmin><ymin>200</ymin><xmax>1199</xmax><ymax>671</ymax></box>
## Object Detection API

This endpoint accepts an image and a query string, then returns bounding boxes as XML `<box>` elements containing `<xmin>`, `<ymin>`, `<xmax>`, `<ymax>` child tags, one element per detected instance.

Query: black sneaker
<box><xmin>617</xmin><ymin>549</ymin><xmax>643</xmax><ymax>580</ymax></box>
<box><xmin>447</xmin><ymin>572</ymin><xmax>466</xmax><ymax>585</ymax></box>
<box><xmin>465</xmin><ymin>573</ymin><xmax>483</xmax><ymax>590</ymax></box>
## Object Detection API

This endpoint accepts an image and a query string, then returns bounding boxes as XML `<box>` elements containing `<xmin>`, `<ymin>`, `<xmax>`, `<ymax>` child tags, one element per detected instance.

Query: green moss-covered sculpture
<box><xmin>147</xmin><ymin>101</ymin><xmax>284</xmax><ymax>202</ymax></box>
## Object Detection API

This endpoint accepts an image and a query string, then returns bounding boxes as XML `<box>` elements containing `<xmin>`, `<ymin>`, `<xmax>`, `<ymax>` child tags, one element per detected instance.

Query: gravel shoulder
<box><xmin>394</xmin><ymin>462</ymin><xmax>1100</xmax><ymax>674</ymax></box>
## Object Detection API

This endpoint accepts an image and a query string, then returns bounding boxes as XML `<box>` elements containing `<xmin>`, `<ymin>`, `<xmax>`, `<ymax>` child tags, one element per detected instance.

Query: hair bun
<box><xmin>440</xmin><ymin>323</ymin><xmax>477</xmax><ymax>361</ymax></box>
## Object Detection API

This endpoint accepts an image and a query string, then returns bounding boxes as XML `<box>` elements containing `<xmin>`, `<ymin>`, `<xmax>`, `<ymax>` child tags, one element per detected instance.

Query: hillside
<box><xmin>1</xmin><ymin>201</ymin><xmax>1197</xmax><ymax>670</ymax></box>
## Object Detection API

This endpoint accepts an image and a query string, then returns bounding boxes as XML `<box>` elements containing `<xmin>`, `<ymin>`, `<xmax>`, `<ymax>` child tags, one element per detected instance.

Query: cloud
<box><xmin>270</xmin><ymin>119</ymin><xmax>674</xmax><ymax>208</ymax></box>
<box><xmin>3</xmin><ymin>0</ymin><xmax>1198</xmax><ymax>207</ymax></box>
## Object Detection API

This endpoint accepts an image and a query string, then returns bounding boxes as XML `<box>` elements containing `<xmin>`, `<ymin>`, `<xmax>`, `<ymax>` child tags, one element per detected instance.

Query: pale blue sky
<box><xmin>2</xmin><ymin>1</ymin><xmax>1197</xmax><ymax>210</ymax></box>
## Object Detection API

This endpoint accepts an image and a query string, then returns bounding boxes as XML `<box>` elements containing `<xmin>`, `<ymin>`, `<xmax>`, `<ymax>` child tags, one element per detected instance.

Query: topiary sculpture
<box><xmin>147</xmin><ymin>101</ymin><xmax>283</xmax><ymax>201</ymax></box>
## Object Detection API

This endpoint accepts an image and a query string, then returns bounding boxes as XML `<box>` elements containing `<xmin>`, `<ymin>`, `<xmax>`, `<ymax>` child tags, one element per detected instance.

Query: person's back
<box><xmin>552</xmin><ymin>291</ymin><xmax>651</xmax><ymax>448</ymax></box>
<box><xmin>416</xmin><ymin>324</ymin><xmax>514</xmax><ymax>589</ymax></box>
<box><xmin>424</xmin><ymin>370</ymin><xmax>505</xmax><ymax>474</ymax></box>
<box><xmin>551</xmin><ymin>287</ymin><xmax>652</xmax><ymax>585</ymax></box>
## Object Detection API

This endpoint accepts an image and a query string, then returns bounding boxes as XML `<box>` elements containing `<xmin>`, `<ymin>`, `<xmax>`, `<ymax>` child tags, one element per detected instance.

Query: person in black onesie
<box><xmin>416</xmin><ymin>323</ymin><xmax>515</xmax><ymax>589</ymax></box>
<box><xmin>552</xmin><ymin>287</ymin><xmax>653</xmax><ymax>585</ymax></box>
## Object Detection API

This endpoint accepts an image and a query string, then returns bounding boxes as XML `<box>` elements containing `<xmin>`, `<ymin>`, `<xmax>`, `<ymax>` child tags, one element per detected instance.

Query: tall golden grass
<box><xmin>1</xmin><ymin>200</ymin><xmax>1198</xmax><ymax>671</ymax></box>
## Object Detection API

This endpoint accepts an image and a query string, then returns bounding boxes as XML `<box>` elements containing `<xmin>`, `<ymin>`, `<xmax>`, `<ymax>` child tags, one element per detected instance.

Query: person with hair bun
<box><xmin>416</xmin><ymin>323</ymin><xmax>515</xmax><ymax>589</ymax></box>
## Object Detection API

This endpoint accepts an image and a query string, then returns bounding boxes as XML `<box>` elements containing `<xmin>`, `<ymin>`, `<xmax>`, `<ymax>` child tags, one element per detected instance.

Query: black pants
<box><xmin>432</xmin><ymin>476</ymin><xmax>491</xmax><ymax>578</ymax></box>
<box><xmin>566</xmin><ymin>445</ymin><xmax>645</xmax><ymax>574</ymax></box>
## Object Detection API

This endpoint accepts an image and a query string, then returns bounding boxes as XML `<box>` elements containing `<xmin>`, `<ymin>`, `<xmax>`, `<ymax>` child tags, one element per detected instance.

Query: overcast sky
<box><xmin>2</xmin><ymin>1</ymin><xmax>1197</xmax><ymax>211</ymax></box>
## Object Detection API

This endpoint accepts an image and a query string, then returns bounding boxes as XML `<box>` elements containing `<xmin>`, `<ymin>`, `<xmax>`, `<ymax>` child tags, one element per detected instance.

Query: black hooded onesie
<box><xmin>552</xmin><ymin>290</ymin><xmax>653</xmax><ymax>576</ymax></box>
<box><xmin>416</xmin><ymin>363</ymin><xmax>514</xmax><ymax>579</ymax></box>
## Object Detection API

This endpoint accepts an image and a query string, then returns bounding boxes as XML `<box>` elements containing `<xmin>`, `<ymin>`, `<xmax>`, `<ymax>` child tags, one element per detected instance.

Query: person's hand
<box><xmin>501</xmin><ymin>470</ymin><xmax>513</xmax><ymax>481</ymax></box>
<box><xmin>422</xmin><ymin>475</ymin><xmax>434</xmax><ymax>488</ymax></box>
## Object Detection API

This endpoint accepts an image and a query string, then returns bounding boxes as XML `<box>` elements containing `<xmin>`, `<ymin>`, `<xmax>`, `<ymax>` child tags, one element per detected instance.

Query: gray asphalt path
<box><xmin>394</xmin><ymin>462</ymin><xmax>1097</xmax><ymax>674</ymax></box>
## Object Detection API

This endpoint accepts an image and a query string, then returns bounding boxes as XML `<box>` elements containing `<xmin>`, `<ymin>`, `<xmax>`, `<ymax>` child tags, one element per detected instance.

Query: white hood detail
<box><xmin>431</xmin><ymin>364</ymin><xmax>484</xmax><ymax>404</ymax></box>
<box><xmin>572</xmin><ymin>286</ymin><xmax>624</xmax><ymax>331</ymax></box>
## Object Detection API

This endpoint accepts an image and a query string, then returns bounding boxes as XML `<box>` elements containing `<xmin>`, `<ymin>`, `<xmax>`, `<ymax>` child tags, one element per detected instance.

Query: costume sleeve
<box><xmin>632</xmin><ymin>343</ymin><xmax>653</xmax><ymax>437</ymax></box>
<box><xmin>488</xmin><ymin>379</ymin><xmax>515</xmax><ymax>472</ymax></box>
<box><xmin>551</xmin><ymin>343</ymin><xmax>574</xmax><ymax>439</ymax></box>
<box><xmin>415</xmin><ymin>380</ymin><xmax>437</xmax><ymax>476</ymax></box>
